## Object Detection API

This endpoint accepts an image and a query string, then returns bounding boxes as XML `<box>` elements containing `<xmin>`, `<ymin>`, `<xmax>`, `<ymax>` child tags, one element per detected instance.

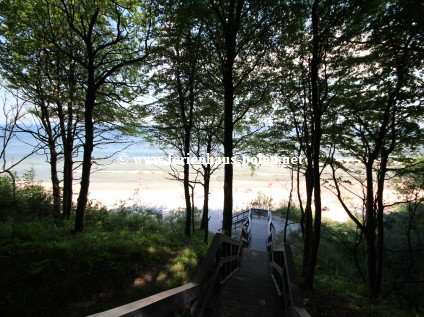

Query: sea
<box><xmin>3</xmin><ymin>128</ymin><xmax>167</xmax><ymax>180</ymax></box>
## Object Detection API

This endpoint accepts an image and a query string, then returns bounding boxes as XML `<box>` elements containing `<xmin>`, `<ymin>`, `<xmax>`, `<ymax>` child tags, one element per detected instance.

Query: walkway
<box><xmin>212</xmin><ymin>214</ymin><xmax>283</xmax><ymax>317</ymax></box>
<box><xmin>249</xmin><ymin>219</ymin><xmax>269</xmax><ymax>251</ymax></box>
<box><xmin>87</xmin><ymin>209</ymin><xmax>309</xmax><ymax>317</ymax></box>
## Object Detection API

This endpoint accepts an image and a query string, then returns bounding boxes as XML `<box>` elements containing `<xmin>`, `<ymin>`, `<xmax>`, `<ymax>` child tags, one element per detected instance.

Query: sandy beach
<box><xmin>52</xmin><ymin>161</ymin><xmax>362</xmax><ymax>223</ymax></box>
<box><xmin>14</xmin><ymin>143</ymin><xmax>401</xmax><ymax>225</ymax></box>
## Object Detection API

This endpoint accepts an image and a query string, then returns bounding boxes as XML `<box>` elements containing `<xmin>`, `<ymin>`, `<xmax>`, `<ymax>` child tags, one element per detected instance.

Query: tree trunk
<box><xmin>222</xmin><ymin>67</ymin><xmax>234</xmax><ymax>236</ymax></box>
<box><xmin>184</xmin><ymin>143</ymin><xmax>192</xmax><ymax>236</ymax></box>
<box><xmin>303</xmin><ymin>161</ymin><xmax>314</xmax><ymax>276</ymax></box>
<box><xmin>62</xmin><ymin>61</ymin><xmax>75</xmax><ymax>220</ymax></box>
<box><xmin>365</xmin><ymin>161</ymin><xmax>378</xmax><ymax>298</ymax></box>
<box><xmin>62</xmin><ymin>143</ymin><xmax>73</xmax><ymax>220</ymax></box>
<box><xmin>75</xmin><ymin>87</ymin><xmax>95</xmax><ymax>233</ymax></box>
<box><xmin>49</xmin><ymin>145</ymin><xmax>61</xmax><ymax>218</ymax></box>
<box><xmin>296</xmin><ymin>159</ymin><xmax>305</xmax><ymax>238</ymax></box>
<box><xmin>375</xmin><ymin>152</ymin><xmax>389</xmax><ymax>297</ymax></box>
<box><xmin>201</xmin><ymin>165</ymin><xmax>211</xmax><ymax>229</ymax></box>
<box><xmin>191</xmin><ymin>184</ymin><xmax>195</xmax><ymax>233</ymax></box>
<box><xmin>284</xmin><ymin>167</ymin><xmax>294</xmax><ymax>243</ymax></box>
<box><xmin>203</xmin><ymin>164</ymin><xmax>211</xmax><ymax>243</ymax></box>
<box><xmin>57</xmin><ymin>98</ymin><xmax>74</xmax><ymax>220</ymax></box>
<box><xmin>201</xmin><ymin>135</ymin><xmax>213</xmax><ymax>230</ymax></box>
<box><xmin>304</xmin><ymin>0</ymin><xmax>322</xmax><ymax>290</ymax></box>
<box><xmin>40</xmin><ymin>100</ymin><xmax>61</xmax><ymax>218</ymax></box>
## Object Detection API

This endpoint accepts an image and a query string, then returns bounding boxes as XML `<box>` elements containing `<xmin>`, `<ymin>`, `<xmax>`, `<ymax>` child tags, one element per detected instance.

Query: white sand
<box><xmin>84</xmin><ymin>166</ymin><xmax>354</xmax><ymax>221</ymax></box>
<box><xmin>38</xmin><ymin>162</ymin><xmax>402</xmax><ymax>223</ymax></box>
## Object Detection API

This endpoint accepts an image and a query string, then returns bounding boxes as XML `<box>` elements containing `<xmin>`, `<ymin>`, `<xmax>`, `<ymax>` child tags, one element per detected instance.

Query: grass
<box><xmin>0</xmin><ymin>175</ymin><xmax>212</xmax><ymax>317</ymax></box>
<box><xmin>303</xmin><ymin>216</ymin><xmax>424</xmax><ymax>316</ymax></box>
<box><xmin>0</xmin><ymin>214</ymin><xmax>212</xmax><ymax>317</ymax></box>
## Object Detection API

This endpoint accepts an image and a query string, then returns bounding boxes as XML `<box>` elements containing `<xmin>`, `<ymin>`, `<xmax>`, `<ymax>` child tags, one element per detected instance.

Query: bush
<box><xmin>275</xmin><ymin>203</ymin><xmax>303</xmax><ymax>223</ymax></box>
<box><xmin>86</xmin><ymin>206</ymin><xmax>165</xmax><ymax>233</ymax></box>
<box><xmin>249</xmin><ymin>191</ymin><xmax>274</xmax><ymax>209</ymax></box>
<box><xmin>309</xmin><ymin>212</ymin><xmax>424</xmax><ymax>316</ymax></box>
<box><xmin>0</xmin><ymin>171</ymin><xmax>53</xmax><ymax>220</ymax></box>
<box><xmin>0</xmin><ymin>203</ymin><xmax>211</xmax><ymax>317</ymax></box>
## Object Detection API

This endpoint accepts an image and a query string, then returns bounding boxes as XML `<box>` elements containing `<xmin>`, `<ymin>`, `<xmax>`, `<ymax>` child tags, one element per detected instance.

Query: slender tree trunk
<box><xmin>222</xmin><ymin>35</ymin><xmax>236</xmax><ymax>237</ymax></box>
<box><xmin>209</xmin><ymin>0</ymin><xmax>242</xmax><ymax>237</ymax></box>
<box><xmin>62</xmin><ymin>61</ymin><xmax>75</xmax><ymax>220</ymax></box>
<box><xmin>40</xmin><ymin>101</ymin><xmax>61</xmax><ymax>218</ymax></box>
<box><xmin>304</xmin><ymin>0</ymin><xmax>322</xmax><ymax>290</ymax></box>
<box><xmin>375</xmin><ymin>153</ymin><xmax>388</xmax><ymax>297</ymax></box>
<box><xmin>49</xmin><ymin>145</ymin><xmax>61</xmax><ymax>218</ymax></box>
<box><xmin>201</xmin><ymin>135</ymin><xmax>213</xmax><ymax>230</ymax></box>
<box><xmin>176</xmin><ymin>47</ymin><xmax>194</xmax><ymax>236</ymax></box>
<box><xmin>203</xmin><ymin>164</ymin><xmax>211</xmax><ymax>243</ymax></box>
<box><xmin>184</xmin><ymin>133</ymin><xmax>192</xmax><ymax>237</ymax></box>
<box><xmin>57</xmin><ymin>99</ymin><xmax>74</xmax><ymax>220</ymax></box>
<box><xmin>296</xmin><ymin>158</ymin><xmax>305</xmax><ymax>238</ymax></box>
<box><xmin>201</xmin><ymin>165</ymin><xmax>211</xmax><ymax>230</ymax></box>
<box><xmin>222</xmin><ymin>68</ymin><xmax>234</xmax><ymax>236</ymax></box>
<box><xmin>200</xmin><ymin>185</ymin><xmax>207</xmax><ymax>230</ymax></box>
<box><xmin>190</xmin><ymin>184</ymin><xmax>195</xmax><ymax>233</ymax></box>
<box><xmin>62</xmin><ymin>141</ymin><xmax>73</xmax><ymax>219</ymax></box>
<box><xmin>75</xmin><ymin>86</ymin><xmax>95</xmax><ymax>233</ymax></box>
<box><xmin>303</xmin><ymin>162</ymin><xmax>314</xmax><ymax>276</ymax></box>
<box><xmin>365</xmin><ymin>161</ymin><xmax>377</xmax><ymax>298</ymax></box>
<box><xmin>284</xmin><ymin>167</ymin><xmax>294</xmax><ymax>243</ymax></box>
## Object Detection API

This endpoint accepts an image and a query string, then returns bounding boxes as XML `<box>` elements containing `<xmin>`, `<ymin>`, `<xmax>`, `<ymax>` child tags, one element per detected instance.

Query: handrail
<box><xmin>89</xmin><ymin>223</ymin><xmax>250</xmax><ymax>317</ymax></box>
<box><xmin>219</xmin><ymin>208</ymin><xmax>252</xmax><ymax>242</ymax></box>
<box><xmin>195</xmin><ymin>223</ymin><xmax>250</xmax><ymax>316</ymax></box>
<box><xmin>88</xmin><ymin>283</ymin><xmax>200</xmax><ymax>317</ymax></box>
<box><xmin>230</xmin><ymin>208</ymin><xmax>251</xmax><ymax>233</ymax></box>
<box><xmin>267</xmin><ymin>210</ymin><xmax>311</xmax><ymax>317</ymax></box>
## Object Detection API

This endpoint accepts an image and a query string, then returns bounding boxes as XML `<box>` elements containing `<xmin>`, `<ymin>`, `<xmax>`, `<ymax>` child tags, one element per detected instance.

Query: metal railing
<box><xmin>267</xmin><ymin>211</ymin><xmax>311</xmax><ymax>317</ymax></box>
<box><xmin>89</xmin><ymin>221</ymin><xmax>251</xmax><ymax>317</ymax></box>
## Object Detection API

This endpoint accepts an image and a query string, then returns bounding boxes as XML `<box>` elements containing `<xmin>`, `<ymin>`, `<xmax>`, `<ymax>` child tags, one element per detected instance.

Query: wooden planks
<box><xmin>249</xmin><ymin>220</ymin><xmax>269</xmax><ymax>251</ymax></box>
<box><xmin>213</xmin><ymin>249</ymin><xmax>283</xmax><ymax>317</ymax></box>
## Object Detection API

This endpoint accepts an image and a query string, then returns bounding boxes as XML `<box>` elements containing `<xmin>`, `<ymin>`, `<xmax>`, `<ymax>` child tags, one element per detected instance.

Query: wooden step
<box><xmin>213</xmin><ymin>248</ymin><xmax>283</xmax><ymax>317</ymax></box>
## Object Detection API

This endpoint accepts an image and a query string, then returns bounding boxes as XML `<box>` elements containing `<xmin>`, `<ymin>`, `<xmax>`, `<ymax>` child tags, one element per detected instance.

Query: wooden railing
<box><xmin>227</xmin><ymin>208</ymin><xmax>251</xmax><ymax>234</ymax></box>
<box><xmin>266</xmin><ymin>211</ymin><xmax>311</xmax><ymax>317</ymax></box>
<box><xmin>193</xmin><ymin>224</ymin><xmax>250</xmax><ymax>317</ymax></box>
<box><xmin>89</xmin><ymin>222</ymin><xmax>251</xmax><ymax>317</ymax></box>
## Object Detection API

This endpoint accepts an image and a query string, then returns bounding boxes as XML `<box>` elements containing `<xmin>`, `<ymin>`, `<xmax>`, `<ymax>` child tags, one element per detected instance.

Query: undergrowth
<box><xmin>0</xmin><ymin>175</ymin><xmax>212</xmax><ymax>316</ymax></box>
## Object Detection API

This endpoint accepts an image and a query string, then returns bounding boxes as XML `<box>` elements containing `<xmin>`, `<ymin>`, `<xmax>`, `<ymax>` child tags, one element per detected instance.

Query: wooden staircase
<box><xmin>89</xmin><ymin>209</ymin><xmax>309</xmax><ymax>317</ymax></box>
<box><xmin>213</xmin><ymin>248</ymin><xmax>283</xmax><ymax>317</ymax></box>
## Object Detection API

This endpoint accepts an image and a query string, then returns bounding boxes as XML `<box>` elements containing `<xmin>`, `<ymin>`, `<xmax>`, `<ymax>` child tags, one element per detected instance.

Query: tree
<box><xmin>0</xmin><ymin>90</ymin><xmax>39</xmax><ymax>200</ymax></box>
<box><xmin>329</xmin><ymin>0</ymin><xmax>424</xmax><ymax>297</ymax></box>
<box><xmin>148</xmin><ymin>0</ymin><xmax>207</xmax><ymax>236</ymax></box>
<box><xmin>37</xmin><ymin>0</ymin><xmax>155</xmax><ymax>232</ymax></box>
<box><xmin>190</xmin><ymin>100</ymin><xmax>223</xmax><ymax>243</ymax></box>
<box><xmin>0</xmin><ymin>0</ymin><xmax>82</xmax><ymax>217</ymax></box>
<box><xmin>269</xmin><ymin>0</ymin><xmax>392</xmax><ymax>290</ymax></box>
<box><xmin>200</xmin><ymin>0</ymin><xmax>279</xmax><ymax>236</ymax></box>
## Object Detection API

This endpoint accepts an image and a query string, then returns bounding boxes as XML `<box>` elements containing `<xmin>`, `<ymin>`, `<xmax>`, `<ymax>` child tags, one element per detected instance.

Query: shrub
<box><xmin>0</xmin><ymin>171</ymin><xmax>53</xmax><ymax>220</ymax></box>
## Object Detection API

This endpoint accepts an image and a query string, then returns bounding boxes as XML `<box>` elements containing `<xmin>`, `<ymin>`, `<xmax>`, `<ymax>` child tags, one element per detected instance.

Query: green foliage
<box><xmin>249</xmin><ymin>191</ymin><xmax>274</xmax><ymax>209</ymax></box>
<box><xmin>0</xmin><ymin>199</ymin><xmax>211</xmax><ymax>316</ymax></box>
<box><xmin>276</xmin><ymin>203</ymin><xmax>303</xmax><ymax>223</ymax></box>
<box><xmin>308</xmin><ymin>273</ymin><xmax>413</xmax><ymax>317</ymax></box>
<box><xmin>85</xmin><ymin>206</ymin><xmax>165</xmax><ymax>233</ymax></box>
<box><xmin>155</xmin><ymin>231</ymin><xmax>211</xmax><ymax>289</ymax></box>
<box><xmin>0</xmin><ymin>171</ymin><xmax>53</xmax><ymax>220</ymax></box>
<box><xmin>0</xmin><ymin>175</ymin><xmax>14</xmax><ymax>208</ymax></box>
<box><xmin>309</xmin><ymin>212</ymin><xmax>424</xmax><ymax>315</ymax></box>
